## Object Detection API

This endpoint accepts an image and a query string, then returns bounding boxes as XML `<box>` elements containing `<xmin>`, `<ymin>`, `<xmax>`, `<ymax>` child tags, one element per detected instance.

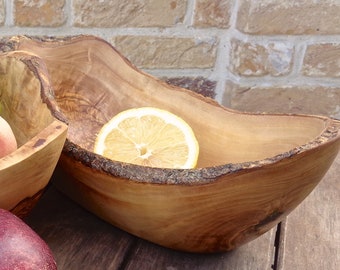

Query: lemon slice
<box><xmin>94</xmin><ymin>107</ymin><xmax>199</xmax><ymax>169</ymax></box>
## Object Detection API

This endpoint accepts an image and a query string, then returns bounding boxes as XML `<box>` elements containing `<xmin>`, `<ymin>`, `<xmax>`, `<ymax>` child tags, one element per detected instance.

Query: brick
<box><xmin>193</xmin><ymin>0</ymin><xmax>233</xmax><ymax>28</ymax></box>
<box><xmin>237</xmin><ymin>0</ymin><xmax>340</xmax><ymax>35</ymax></box>
<box><xmin>223</xmin><ymin>82</ymin><xmax>340</xmax><ymax>119</ymax></box>
<box><xmin>113</xmin><ymin>36</ymin><xmax>217</xmax><ymax>69</ymax></box>
<box><xmin>162</xmin><ymin>76</ymin><xmax>216</xmax><ymax>98</ymax></box>
<box><xmin>0</xmin><ymin>0</ymin><xmax>4</xmax><ymax>25</ymax></box>
<box><xmin>230</xmin><ymin>39</ymin><xmax>294</xmax><ymax>77</ymax></box>
<box><xmin>302</xmin><ymin>44</ymin><xmax>340</xmax><ymax>77</ymax></box>
<box><xmin>73</xmin><ymin>0</ymin><xmax>187</xmax><ymax>27</ymax></box>
<box><xmin>14</xmin><ymin>0</ymin><xmax>66</xmax><ymax>27</ymax></box>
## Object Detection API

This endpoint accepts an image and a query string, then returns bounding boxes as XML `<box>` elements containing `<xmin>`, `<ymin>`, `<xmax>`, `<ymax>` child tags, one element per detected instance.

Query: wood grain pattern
<box><xmin>4</xmin><ymin>35</ymin><xmax>340</xmax><ymax>252</ymax></box>
<box><xmin>122</xmin><ymin>230</ymin><xmax>276</xmax><ymax>270</ymax></box>
<box><xmin>24</xmin><ymin>154</ymin><xmax>339</xmax><ymax>269</ymax></box>
<box><xmin>54</xmin><ymin>140</ymin><xmax>339</xmax><ymax>253</ymax></box>
<box><xmin>25</xmin><ymin>176</ymin><xmax>276</xmax><ymax>270</ymax></box>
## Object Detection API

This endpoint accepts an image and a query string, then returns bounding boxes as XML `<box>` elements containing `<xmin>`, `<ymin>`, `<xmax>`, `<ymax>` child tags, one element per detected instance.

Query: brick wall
<box><xmin>1</xmin><ymin>0</ymin><xmax>339</xmax><ymax>118</ymax></box>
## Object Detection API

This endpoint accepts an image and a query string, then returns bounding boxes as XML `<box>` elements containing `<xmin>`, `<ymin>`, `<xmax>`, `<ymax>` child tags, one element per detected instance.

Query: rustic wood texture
<box><xmin>0</xmin><ymin>51</ymin><xmax>68</xmax><ymax>218</ymax></box>
<box><xmin>277</xmin><ymin>153</ymin><xmax>340</xmax><ymax>270</ymax></box>
<box><xmin>3</xmin><ymin>35</ymin><xmax>339</xmax><ymax>252</ymax></box>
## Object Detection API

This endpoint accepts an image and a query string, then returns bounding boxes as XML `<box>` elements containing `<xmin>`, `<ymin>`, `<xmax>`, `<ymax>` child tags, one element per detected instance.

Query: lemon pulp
<box><xmin>94</xmin><ymin>107</ymin><xmax>199</xmax><ymax>169</ymax></box>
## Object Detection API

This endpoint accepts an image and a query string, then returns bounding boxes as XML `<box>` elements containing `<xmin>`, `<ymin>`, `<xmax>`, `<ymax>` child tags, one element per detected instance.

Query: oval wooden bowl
<box><xmin>5</xmin><ymin>35</ymin><xmax>340</xmax><ymax>252</ymax></box>
<box><xmin>0</xmin><ymin>49</ymin><xmax>68</xmax><ymax>218</ymax></box>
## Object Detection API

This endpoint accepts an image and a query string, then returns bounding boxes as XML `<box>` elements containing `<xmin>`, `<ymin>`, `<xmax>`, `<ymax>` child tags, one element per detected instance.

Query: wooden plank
<box><xmin>122</xmin><ymin>230</ymin><xmax>276</xmax><ymax>270</ymax></box>
<box><xmin>24</xmin><ymin>184</ymin><xmax>136</xmax><ymax>270</ymax></box>
<box><xmin>24</xmin><ymin>172</ymin><xmax>277</xmax><ymax>269</ymax></box>
<box><xmin>277</xmin><ymin>153</ymin><xmax>340</xmax><ymax>270</ymax></box>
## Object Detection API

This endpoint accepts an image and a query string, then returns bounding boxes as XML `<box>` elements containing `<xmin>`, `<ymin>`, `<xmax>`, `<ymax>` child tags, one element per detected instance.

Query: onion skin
<box><xmin>0</xmin><ymin>209</ymin><xmax>57</xmax><ymax>270</ymax></box>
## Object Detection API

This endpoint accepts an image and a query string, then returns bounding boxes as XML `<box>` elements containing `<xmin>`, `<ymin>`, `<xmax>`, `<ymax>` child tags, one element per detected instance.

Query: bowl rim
<box><xmin>0</xmin><ymin>119</ymin><xmax>67</xmax><ymax>170</ymax></box>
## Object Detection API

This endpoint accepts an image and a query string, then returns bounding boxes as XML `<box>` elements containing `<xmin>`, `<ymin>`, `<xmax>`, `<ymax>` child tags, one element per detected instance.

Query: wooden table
<box><xmin>25</xmin><ymin>154</ymin><xmax>339</xmax><ymax>270</ymax></box>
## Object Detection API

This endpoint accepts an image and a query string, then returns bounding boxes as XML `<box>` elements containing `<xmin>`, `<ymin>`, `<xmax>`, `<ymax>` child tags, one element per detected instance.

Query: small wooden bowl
<box><xmin>5</xmin><ymin>35</ymin><xmax>340</xmax><ymax>252</ymax></box>
<box><xmin>0</xmin><ymin>49</ymin><xmax>68</xmax><ymax>218</ymax></box>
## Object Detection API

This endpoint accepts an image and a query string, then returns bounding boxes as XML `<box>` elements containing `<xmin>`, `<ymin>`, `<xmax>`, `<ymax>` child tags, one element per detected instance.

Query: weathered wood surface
<box><xmin>25</xmin><ymin>167</ymin><xmax>276</xmax><ymax>270</ymax></box>
<box><xmin>277</xmin><ymin>153</ymin><xmax>340</xmax><ymax>270</ymax></box>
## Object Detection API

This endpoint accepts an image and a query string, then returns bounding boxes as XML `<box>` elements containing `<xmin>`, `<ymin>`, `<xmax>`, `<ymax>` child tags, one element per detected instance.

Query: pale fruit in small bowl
<box><xmin>3</xmin><ymin>35</ymin><xmax>339</xmax><ymax>253</ymax></box>
<box><xmin>0</xmin><ymin>116</ymin><xmax>17</xmax><ymax>158</ymax></box>
<box><xmin>0</xmin><ymin>50</ymin><xmax>68</xmax><ymax>218</ymax></box>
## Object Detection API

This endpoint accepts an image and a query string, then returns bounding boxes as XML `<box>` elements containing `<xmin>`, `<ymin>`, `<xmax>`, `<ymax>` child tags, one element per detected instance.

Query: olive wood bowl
<box><xmin>4</xmin><ymin>35</ymin><xmax>339</xmax><ymax>252</ymax></box>
<box><xmin>0</xmin><ymin>49</ymin><xmax>68</xmax><ymax>218</ymax></box>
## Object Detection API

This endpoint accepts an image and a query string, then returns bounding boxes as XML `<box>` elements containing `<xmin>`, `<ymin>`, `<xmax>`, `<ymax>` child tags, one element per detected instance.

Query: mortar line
<box><xmin>183</xmin><ymin>0</ymin><xmax>196</xmax><ymax>27</ymax></box>
<box><xmin>291</xmin><ymin>41</ymin><xmax>307</xmax><ymax>76</ymax></box>
<box><xmin>65</xmin><ymin>0</ymin><xmax>74</xmax><ymax>27</ymax></box>
<box><xmin>229</xmin><ymin>0</ymin><xmax>240</xmax><ymax>29</ymax></box>
<box><xmin>4</xmin><ymin>0</ymin><xmax>14</xmax><ymax>26</ymax></box>
<box><xmin>213</xmin><ymin>0</ymin><xmax>241</xmax><ymax>104</ymax></box>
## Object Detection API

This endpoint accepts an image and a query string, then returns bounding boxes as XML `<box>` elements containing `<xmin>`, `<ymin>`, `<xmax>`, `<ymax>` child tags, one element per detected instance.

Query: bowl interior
<box><xmin>16</xmin><ymin>37</ymin><xmax>329</xmax><ymax>167</ymax></box>
<box><xmin>0</xmin><ymin>55</ymin><xmax>55</xmax><ymax>148</ymax></box>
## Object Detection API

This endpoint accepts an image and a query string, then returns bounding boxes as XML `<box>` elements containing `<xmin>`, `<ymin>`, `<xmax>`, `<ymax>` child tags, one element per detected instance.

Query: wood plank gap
<box><xmin>272</xmin><ymin>222</ymin><xmax>283</xmax><ymax>270</ymax></box>
<box><xmin>275</xmin><ymin>219</ymin><xmax>287</xmax><ymax>270</ymax></box>
<box><xmin>117</xmin><ymin>238</ymin><xmax>139</xmax><ymax>270</ymax></box>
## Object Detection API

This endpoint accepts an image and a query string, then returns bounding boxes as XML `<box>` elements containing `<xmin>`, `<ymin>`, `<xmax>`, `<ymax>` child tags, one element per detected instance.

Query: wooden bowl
<box><xmin>0</xmin><ymin>49</ymin><xmax>68</xmax><ymax>218</ymax></box>
<box><xmin>5</xmin><ymin>35</ymin><xmax>340</xmax><ymax>252</ymax></box>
